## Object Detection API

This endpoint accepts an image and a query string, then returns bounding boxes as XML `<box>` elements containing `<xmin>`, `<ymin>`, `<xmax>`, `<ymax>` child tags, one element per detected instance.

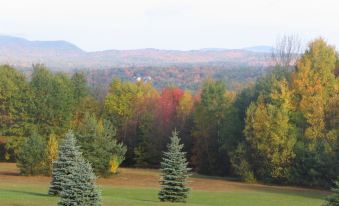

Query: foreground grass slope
<box><xmin>0</xmin><ymin>163</ymin><xmax>327</xmax><ymax>206</ymax></box>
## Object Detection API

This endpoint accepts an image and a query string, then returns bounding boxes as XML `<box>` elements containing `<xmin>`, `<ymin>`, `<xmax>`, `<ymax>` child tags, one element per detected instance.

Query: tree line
<box><xmin>0</xmin><ymin>38</ymin><xmax>338</xmax><ymax>188</ymax></box>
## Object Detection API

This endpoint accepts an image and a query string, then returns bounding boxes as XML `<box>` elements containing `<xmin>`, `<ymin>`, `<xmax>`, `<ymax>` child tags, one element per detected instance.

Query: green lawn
<box><xmin>0</xmin><ymin>183</ymin><xmax>326</xmax><ymax>206</ymax></box>
<box><xmin>101</xmin><ymin>186</ymin><xmax>325</xmax><ymax>206</ymax></box>
<box><xmin>0</xmin><ymin>163</ymin><xmax>327</xmax><ymax>206</ymax></box>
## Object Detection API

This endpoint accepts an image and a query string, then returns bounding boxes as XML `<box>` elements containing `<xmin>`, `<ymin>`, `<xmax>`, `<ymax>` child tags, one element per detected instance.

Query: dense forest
<box><xmin>84</xmin><ymin>64</ymin><xmax>266</xmax><ymax>92</ymax></box>
<box><xmin>0</xmin><ymin>38</ymin><xmax>338</xmax><ymax>188</ymax></box>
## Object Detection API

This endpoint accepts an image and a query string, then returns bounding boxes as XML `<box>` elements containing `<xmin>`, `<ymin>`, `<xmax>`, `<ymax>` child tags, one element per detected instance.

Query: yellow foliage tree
<box><xmin>46</xmin><ymin>134</ymin><xmax>59</xmax><ymax>175</ymax></box>
<box><xmin>109</xmin><ymin>155</ymin><xmax>124</xmax><ymax>174</ymax></box>
<box><xmin>244</xmin><ymin>78</ymin><xmax>297</xmax><ymax>179</ymax></box>
<box><xmin>177</xmin><ymin>91</ymin><xmax>194</xmax><ymax>121</ymax></box>
<box><xmin>292</xmin><ymin>38</ymin><xmax>337</xmax><ymax>142</ymax></box>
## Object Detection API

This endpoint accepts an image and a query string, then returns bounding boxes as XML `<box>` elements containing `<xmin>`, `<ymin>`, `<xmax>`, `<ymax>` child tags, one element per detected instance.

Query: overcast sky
<box><xmin>1</xmin><ymin>0</ymin><xmax>338</xmax><ymax>51</ymax></box>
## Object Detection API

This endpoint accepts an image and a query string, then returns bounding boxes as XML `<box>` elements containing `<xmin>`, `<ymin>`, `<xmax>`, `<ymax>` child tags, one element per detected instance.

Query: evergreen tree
<box><xmin>50</xmin><ymin>131</ymin><xmax>102</xmax><ymax>206</ymax></box>
<box><xmin>159</xmin><ymin>130</ymin><xmax>190</xmax><ymax>202</ymax></box>
<box><xmin>71</xmin><ymin>72</ymin><xmax>89</xmax><ymax>105</ymax></box>
<box><xmin>96</xmin><ymin>119</ymin><xmax>126</xmax><ymax>175</ymax></box>
<box><xmin>58</xmin><ymin>157</ymin><xmax>101</xmax><ymax>206</ymax></box>
<box><xmin>48</xmin><ymin>131</ymin><xmax>82</xmax><ymax>196</ymax></box>
<box><xmin>323</xmin><ymin>179</ymin><xmax>339</xmax><ymax>206</ymax></box>
<box><xmin>16</xmin><ymin>133</ymin><xmax>47</xmax><ymax>175</ymax></box>
<box><xmin>75</xmin><ymin>114</ymin><xmax>126</xmax><ymax>176</ymax></box>
<box><xmin>134</xmin><ymin>112</ymin><xmax>158</xmax><ymax>167</ymax></box>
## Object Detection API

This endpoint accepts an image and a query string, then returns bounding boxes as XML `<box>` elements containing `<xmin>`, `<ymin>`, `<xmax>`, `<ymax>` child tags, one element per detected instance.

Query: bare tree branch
<box><xmin>272</xmin><ymin>34</ymin><xmax>302</xmax><ymax>69</ymax></box>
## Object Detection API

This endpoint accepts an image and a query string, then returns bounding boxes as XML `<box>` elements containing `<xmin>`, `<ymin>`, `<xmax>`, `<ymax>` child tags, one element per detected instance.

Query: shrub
<box><xmin>229</xmin><ymin>143</ymin><xmax>256</xmax><ymax>183</ymax></box>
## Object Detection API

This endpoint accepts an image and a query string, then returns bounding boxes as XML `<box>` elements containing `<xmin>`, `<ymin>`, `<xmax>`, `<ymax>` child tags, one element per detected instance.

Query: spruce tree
<box><xmin>324</xmin><ymin>179</ymin><xmax>339</xmax><ymax>206</ymax></box>
<box><xmin>159</xmin><ymin>130</ymin><xmax>190</xmax><ymax>202</ymax></box>
<box><xmin>58</xmin><ymin>158</ymin><xmax>101</xmax><ymax>206</ymax></box>
<box><xmin>48</xmin><ymin>131</ymin><xmax>82</xmax><ymax>196</ymax></box>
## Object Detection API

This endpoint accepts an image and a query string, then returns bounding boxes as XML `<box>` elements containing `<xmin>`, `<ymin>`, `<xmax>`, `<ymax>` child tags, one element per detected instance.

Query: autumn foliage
<box><xmin>0</xmin><ymin>38</ymin><xmax>338</xmax><ymax>188</ymax></box>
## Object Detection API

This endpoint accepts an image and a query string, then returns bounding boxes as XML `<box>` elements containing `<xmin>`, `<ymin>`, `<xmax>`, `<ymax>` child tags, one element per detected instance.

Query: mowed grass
<box><xmin>0</xmin><ymin>163</ymin><xmax>328</xmax><ymax>206</ymax></box>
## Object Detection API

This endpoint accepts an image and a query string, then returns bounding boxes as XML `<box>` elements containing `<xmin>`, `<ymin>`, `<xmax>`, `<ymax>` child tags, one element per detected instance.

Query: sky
<box><xmin>1</xmin><ymin>0</ymin><xmax>338</xmax><ymax>51</ymax></box>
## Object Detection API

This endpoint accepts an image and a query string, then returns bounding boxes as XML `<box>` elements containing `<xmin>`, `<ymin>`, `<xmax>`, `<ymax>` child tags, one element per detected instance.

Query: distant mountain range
<box><xmin>242</xmin><ymin>46</ymin><xmax>274</xmax><ymax>53</ymax></box>
<box><xmin>0</xmin><ymin>35</ymin><xmax>273</xmax><ymax>70</ymax></box>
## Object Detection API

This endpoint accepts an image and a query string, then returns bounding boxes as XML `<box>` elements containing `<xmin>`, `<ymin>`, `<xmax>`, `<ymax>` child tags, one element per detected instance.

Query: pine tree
<box><xmin>16</xmin><ymin>133</ymin><xmax>47</xmax><ymax>175</ymax></box>
<box><xmin>324</xmin><ymin>179</ymin><xmax>339</xmax><ymax>206</ymax></box>
<box><xmin>159</xmin><ymin>130</ymin><xmax>190</xmax><ymax>202</ymax></box>
<box><xmin>75</xmin><ymin>114</ymin><xmax>126</xmax><ymax>176</ymax></box>
<box><xmin>58</xmin><ymin>158</ymin><xmax>101</xmax><ymax>206</ymax></box>
<box><xmin>48</xmin><ymin>131</ymin><xmax>82</xmax><ymax>196</ymax></box>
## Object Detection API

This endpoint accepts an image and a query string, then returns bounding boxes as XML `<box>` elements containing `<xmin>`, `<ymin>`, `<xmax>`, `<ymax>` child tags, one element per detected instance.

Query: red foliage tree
<box><xmin>157</xmin><ymin>87</ymin><xmax>184</xmax><ymax>128</ymax></box>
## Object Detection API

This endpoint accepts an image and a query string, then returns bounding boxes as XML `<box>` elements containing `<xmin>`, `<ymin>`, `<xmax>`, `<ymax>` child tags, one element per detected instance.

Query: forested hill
<box><xmin>1</xmin><ymin>38</ymin><xmax>338</xmax><ymax>189</ymax></box>
<box><xmin>0</xmin><ymin>35</ymin><xmax>272</xmax><ymax>70</ymax></box>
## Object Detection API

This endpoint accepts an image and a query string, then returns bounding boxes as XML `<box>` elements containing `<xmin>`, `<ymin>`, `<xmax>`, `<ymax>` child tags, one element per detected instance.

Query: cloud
<box><xmin>144</xmin><ymin>3</ymin><xmax>192</xmax><ymax>19</ymax></box>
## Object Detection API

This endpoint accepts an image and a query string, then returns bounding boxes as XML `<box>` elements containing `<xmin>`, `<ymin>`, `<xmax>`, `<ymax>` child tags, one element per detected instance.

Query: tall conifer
<box><xmin>48</xmin><ymin>131</ymin><xmax>82</xmax><ymax>196</ymax></box>
<box><xmin>49</xmin><ymin>131</ymin><xmax>101</xmax><ymax>205</ymax></box>
<box><xmin>159</xmin><ymin>130</ymin><xmax>190</xmax><ymax>202</ymax></box>
<box><xmin>58</xmin><ymin>158</ymin><xmax>101</xmax><ymax>206</ymax></box>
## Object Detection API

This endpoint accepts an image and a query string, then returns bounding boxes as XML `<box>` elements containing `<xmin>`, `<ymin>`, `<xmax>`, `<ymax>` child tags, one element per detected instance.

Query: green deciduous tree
<box><xmin>159</xmin><ymin>130</ymin><xmax>190</xmax><ymax>202</ymax></box>
<box><xmin>0</xmin><ymin>65</ymin><xmax>33</xmax><ymax>138</ymax></box>
<box><xmin>30</xmin><ymin>64</ymin><xmax>75</xmax><ymax>135</ymax></box>
<box><xmin>71</xmin><ymin>96</ymin><xmax>99</xmax><ymax>129</ymax></box>
<box><xmin>192</xmin><ymin>80</ymin><xmax>234</xmax><ymax>175</ymax></box>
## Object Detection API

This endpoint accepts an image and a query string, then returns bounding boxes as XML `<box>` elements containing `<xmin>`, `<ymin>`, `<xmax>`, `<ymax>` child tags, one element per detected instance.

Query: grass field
<box><xmin>0</xmin><ymin>163</ymin><xmax>328</xmax><ymax>206</ymax></box>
